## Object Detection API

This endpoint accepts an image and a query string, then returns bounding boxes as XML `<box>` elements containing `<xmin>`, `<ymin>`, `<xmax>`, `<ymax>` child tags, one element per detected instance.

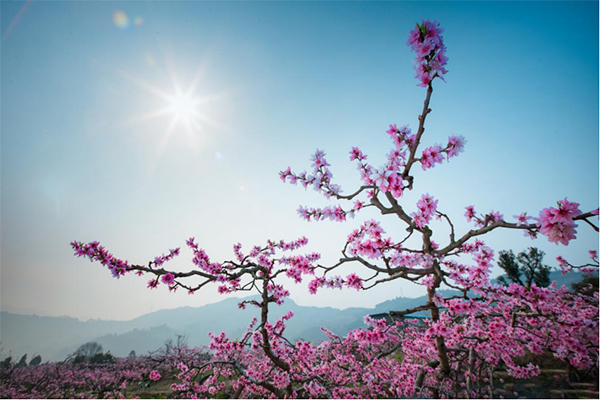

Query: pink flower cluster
<box><xmin>148</xmin><ymin>370</ymin><xmax>161</xmax><ymax>381</ymax></box>
<box><xmin>161</xmin><ymin>272</ymin><xmax>175</xmax><ymax>285</ymax></box>
<box><xmin>513</xmin><ymin>212</ymin><xmax>533</xmax><ymax>226</ymax></box>
<box><xmin>284</xmin><ymin>123</ymin><xmax>464</xmax><ymax>217</ymax></box>
<box><xmin>267</xmin><ymin>283</ymin><xmax>290</xmax><ymax>305</ymax></box>
<box><xmin>420</xmin><ymin>145</ymin><xmax>443</xmax><ymax>170</ymax></box>
<box><xmin>464</xmin><ymin>205</ymin><xmax>477</xmax><ymax>223</ymax></box>
<box><xmin>411</xmin><ymin>193</ymin><xmax>438</xmax><ymax>228</ymax></box>
<box><xmin>463</xmin><ymin>206</ymin><xmax>504</xmax><ymax>227</ymax></box>
<box><xmin>386</xmin><ymin>124</ymin><xmax>415</xmax><ymax>149</ymax></box>
<box><xmin>153</xmin><ymin>248</ymin><xmax>180</xmax><ymax>266</ymax></box>
<box><xmin>208</xmin><ymin>331</ymin><xmax>244</xmax><ymax>358</ymax></box>
<box><xmin>186</xmin><ymin>237</ymin><xmax>223</xmax><ymax>274</ymax></box>
<box><xmin>537</xmin><ymin>198</ymin><xmax>581</xmax><ymax>245</ymax></box>
<box><xmin>308</xmin><ymin>275</ymin><xmax>343</xmax><ymax>294</ymax></box>
<box><xmin>70</xmin><ymin>241</ymin><xmax>181</xmax><ymax>279</ymax></box>
<box><xmin>370</xmin><ymin>151</ymin><xmax>408</xmax><ymax>198</ymax></box>
<box><xmin>346</xmin><ymin>220</ymin><xmax>393</xmax><ymax>259</ymax></box>
<box><xmin>70</xmin><ymin>241</ymin><xmax>130</xmax><ymax>278</ymax></box>
<box><xmin>297</xmin><ymin>204</ymin><xmax>350</xmax><ymax>222</ymax></box>
<box><xmin>388</xmin><ymin>251</ymin><xmax>434</xmax><ymax>270</ymax></box>
<box><xmin>438</xmin><ymin>240</ymin><xmax>497</xmax><ymax>290</ymax></box>
<box><xmin>420</xmin><ymin>135</ymin><xmax>465</xmax><ymax>170</ymax></box>
<box><xmin>556</xmin><ymin>251</ymin><xmax>599</xmax><ymax>275</ymax></box>
<box><xmin>446</xmin><ymin>135</ymin><xmax>466</xmax><ymax>158</ymax></box>
<box><xmin>307</xmin><ymin>273</ymin><xmax>364</xmax><ymax>294</ymax></box>
<box><xmin>280</xmin><ymin>253</ymin><xmax>319</xmax><ymax>283</ymax></box>
<box><xmin>407</xmin><ymin>19</ymin><xmax>448</xmax><ymax>87</ymax></box>
<box><xmin>345</xmin><ymin>273</ymin><xmax>363</xmax><ymax>291</ymax></box>
<box><xmin>279</xmin><ymin>149</ymin><xmax>341</xmax><ymax>198</ymax></box>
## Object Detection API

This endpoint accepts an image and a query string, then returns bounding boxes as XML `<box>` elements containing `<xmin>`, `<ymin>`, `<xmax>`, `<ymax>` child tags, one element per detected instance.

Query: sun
<box><xmin>120</xmin><ymin>60</ymin><xmax>226</xmax><ymax>157</ymax></box>
<box><xmin>165</xmin><ymin>90</ymin><xmax>200</xmax><ymax>125</ymax></box>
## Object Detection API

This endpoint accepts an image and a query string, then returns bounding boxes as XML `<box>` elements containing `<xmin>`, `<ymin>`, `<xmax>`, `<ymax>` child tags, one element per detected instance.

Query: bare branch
<box><xmin>333</xmin><ymin>185</ymin><xmax>376</xmax><ymax>201</ymax></box>
<box><xmin>389</xmin><ymin>304</ymin><xmax>436</xmax><ymax>317</ymax></box>
<box><xmin>436</xmin><ymin>211</ymin><xmax>456</xmax><ymax>244</ymax></box>
<box><xmin>402</xmin><ymin>83</ymin><xmax>434</xmax><ymax>185</ymax></box>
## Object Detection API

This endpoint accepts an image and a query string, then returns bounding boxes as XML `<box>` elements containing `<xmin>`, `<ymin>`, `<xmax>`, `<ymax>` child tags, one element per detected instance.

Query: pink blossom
<box><xmin>514</xmin><ymin>212</ymin><xmax>532</xmax><ymax>226</ymax></box>
<box><xmin>465</xmin><ymin>205</ymin><xmax>476</xmax><ymax>223</ymax></box>
<box><xmin>538</xmin><ymin>199</ymin><xmax>581</xmax><ymax>245</ymax></box>
<box><xmin>279</xmin><ymin>166</ymin><xmax>291</xmax><ymax>183</ymax></box>
<box><xmin>488</xmin><ymin>210</ymin><xmax>504</xmax><ymax>223</ymax></box>
<box><xmin>507</xmin><ymin>364</ymin><xmax>540</xmax><ymax>379</ymax></box>
<box><xmin>551</xmin><ymin>198</ymin><xmax>581</xmax><ymax>223</ymax></box>
<box><xmin>149</xmin><ymin>370</ymin><xmax>161</xmax><ymax>381</ymax></box>
<box><xmin>407</xmin><ymin>20</ymin><xmax>448</xmax><ymax>87</ymax></box>
<box><xmin>420</xmin><ymin>145</ymin><xmax>444</xmax><ymax>170</ymax></box>
<box><xmin>345</xmin><ymin>273</ymin><xmax>363</xmax><ymax>291</ymax></box>
<box><xmin>446</xmin><ymin>135</ymin><xmax>466</xmax><ymax>158</ymax></box>
<box><xmin>386</xmin><ymin>123</ymin><xmax>399</xmax><ymax>136</ymax></box>
<box><xmin>161</xmin><ymin>273</ymin><xmax>175</xmax><ymax>286</ymax></box>
<box><xmin>421</xmin><ymin>275</ymin><xmax>436</xmax><ymax>289</ymax></box>
<box><xmin>349</xmin><ymin>147</ymin><xmax>366</xmax><ymax>161</ymax></box>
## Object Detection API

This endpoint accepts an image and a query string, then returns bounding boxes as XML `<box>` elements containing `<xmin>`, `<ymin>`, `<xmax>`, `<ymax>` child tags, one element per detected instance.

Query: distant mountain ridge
<box><xmin>0</xmin><ymin>296</ymin><xmax>380</xmax><ymax>362</ymax></box>
<box><xmin>0</xmin><ymin>296</ymin><xmax>366</xmax><ymax>361</ymax></box>
<box><xmin>1</xmin><ymin>271</ymin><xmax>593</xmax><ymax>361</ymax></box>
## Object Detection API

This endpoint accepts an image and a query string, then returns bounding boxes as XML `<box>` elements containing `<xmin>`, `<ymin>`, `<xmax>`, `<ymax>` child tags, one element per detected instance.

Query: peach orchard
<box><xmin>55</xmin><ymin>19</ymin><xmax>600</xmax><ymax>398</ymax></box>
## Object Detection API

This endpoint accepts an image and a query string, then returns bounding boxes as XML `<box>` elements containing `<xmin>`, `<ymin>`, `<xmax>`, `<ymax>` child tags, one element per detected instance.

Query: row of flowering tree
<box><xmin>0</xmin><ymin>338</ymin><xmax>210</xmax><ymax>398</ymax></box>
<box><xmin>68</xmin><ymin>20</ymin><xmax>598</xmax><ymax>398</ymax></box>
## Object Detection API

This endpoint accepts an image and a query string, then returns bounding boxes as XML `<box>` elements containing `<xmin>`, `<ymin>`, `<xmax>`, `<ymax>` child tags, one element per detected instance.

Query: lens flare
<box><xmin>113</xmin><ymin>10</ymin><xmax>129</xmax><ymax>29</ymax></box>
<box><xmin>145</xmin><ymin>54</ymin><xmax>156</xmax><ymax>67</ymax></box>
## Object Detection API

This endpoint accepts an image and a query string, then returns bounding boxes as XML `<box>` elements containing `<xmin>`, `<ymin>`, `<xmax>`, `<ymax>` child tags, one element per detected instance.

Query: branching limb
<box><xmin>437</xmin><ymin>211</ymin><xmax>598</xmax><ymax>256</ymax></box>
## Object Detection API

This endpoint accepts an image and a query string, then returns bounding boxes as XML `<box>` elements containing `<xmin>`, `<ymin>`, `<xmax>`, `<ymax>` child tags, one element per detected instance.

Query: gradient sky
<box><xmin>1</xmin><ymin>1</ymin><xmax>598</xmax><ymax>321</ymax></box>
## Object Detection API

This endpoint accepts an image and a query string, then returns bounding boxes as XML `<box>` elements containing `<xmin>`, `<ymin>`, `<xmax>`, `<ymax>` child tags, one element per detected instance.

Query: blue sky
<box><xmin>1</xmin><ymin>1</ymin><xmax>598</xmax><ymax>321</ymax></box>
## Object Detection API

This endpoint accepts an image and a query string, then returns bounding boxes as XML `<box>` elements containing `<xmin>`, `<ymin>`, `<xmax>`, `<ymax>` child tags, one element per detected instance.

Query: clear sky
<box><xmin>1</xmin><ymin>1</ymin><xmax>598</xmax><ymax>321</ymax></box>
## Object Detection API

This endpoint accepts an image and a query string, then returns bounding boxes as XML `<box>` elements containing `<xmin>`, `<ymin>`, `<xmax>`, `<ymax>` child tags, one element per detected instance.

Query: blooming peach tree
<box><xmin>70</xmin><ymin>20</ymin><xmax>599</xmax><ymax>398</ymax></box>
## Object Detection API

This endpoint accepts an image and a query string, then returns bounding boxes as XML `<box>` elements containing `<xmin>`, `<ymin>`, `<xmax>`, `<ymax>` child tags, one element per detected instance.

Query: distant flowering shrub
<box><xmin>0</xmin><ymin>357</ymin><xmax>164</xmax><ymax>398</ymax></box>
<box><xmin>67</xmin><ymin>19</ymin><xmax>598</xmax><ymax>399</ymax></box>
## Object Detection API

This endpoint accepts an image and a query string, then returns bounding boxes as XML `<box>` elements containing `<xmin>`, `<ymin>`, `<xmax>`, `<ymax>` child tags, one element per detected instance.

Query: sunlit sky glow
<box><xmin>1</xmin><ymin>1</ymin><xmax>598</xmax><ymax>321</ymax></box>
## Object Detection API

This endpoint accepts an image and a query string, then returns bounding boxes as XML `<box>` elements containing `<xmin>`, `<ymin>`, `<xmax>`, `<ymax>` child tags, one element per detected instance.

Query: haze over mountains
<box><xmin>0</xmin><ymin>271</ymin><xmax>591</xmax><ymax>362</ymax></box>
<box><xmin>0</xmin><ymin>295</ymin><xmax>431</xmax><ymax>362</ymax></box>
